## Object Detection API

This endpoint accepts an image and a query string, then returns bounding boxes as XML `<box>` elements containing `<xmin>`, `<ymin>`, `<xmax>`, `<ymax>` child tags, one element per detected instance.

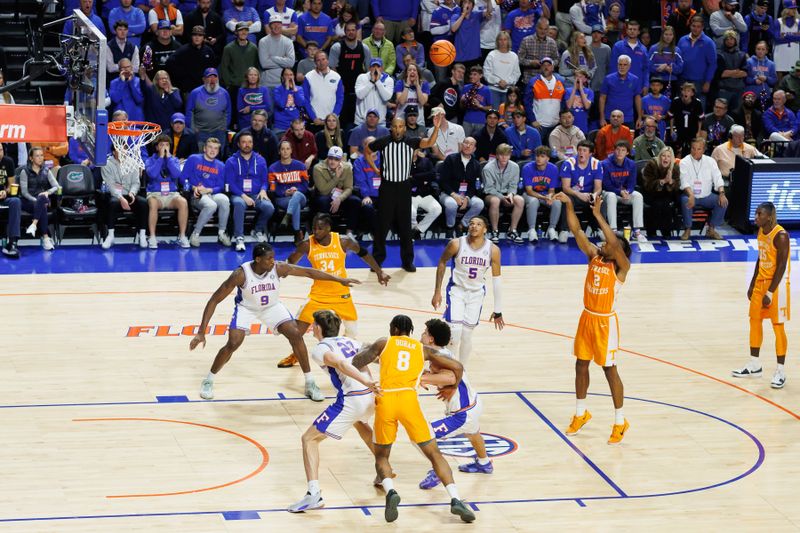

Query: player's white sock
<box><xmin>308</xmin><ymin>480</ymin><xmax>320</xmax><ymax>495</ymax></box>
<box><xmin>206</xmin><ymin>372</ymin><xmax>216</xmax><ymax>383</ymax></box>
<box><xmin>751</xmin><ymin>356</ymin><xmax>762</xmax><ymax>369</ymax></box>
<box><xmin>445</xmin><ymin>483</ymin><xmax>460</xmax><ymax>500</ymax></box>
<box><xmin>218</xmin><ymin>229</ymin><xmax>225</xmax><ymax>235</ymax></box>
<box><xmin>777</xmin><ymin>363</ymin><xmax>785</xmax><ymax>373</ymax></box>
<box><xmin>381</xmin><ymin>478</ymin><xmax>394</xmax><ymax>492</ymax></box>
<box><xmin>576</xmin><ymin>399</ymin><xmax>586</xmax><ymax>417</ymax></box>
<box><xmin>138</xmin><ymin>229</ymin><xmax>146</xmax><ymax>239</ymax></box>
<box><xmin>614</xmin><ymin>409</ymin><xmax>625</xmax><ymax>425</ymax></box>
<box><xmin>304</xmin><ymin>372</ymin><xmax>314</xmax><ymax>384</ymax></box>
<box><xmin>107</xmin><ymin>229</ymin><xmax>115</xmax><ymax>237</ymax></box>
<box><xmin>477</xmin><ymin>457</ymin><xmax>491</xmax><ymax>465</ymax></box>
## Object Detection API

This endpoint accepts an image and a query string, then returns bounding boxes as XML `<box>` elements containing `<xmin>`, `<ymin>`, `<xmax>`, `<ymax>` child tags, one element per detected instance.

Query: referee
<box><xmin>365</xmin><ymin>109</ymin><xmax>443</xmax><ymax>272</ymax></box>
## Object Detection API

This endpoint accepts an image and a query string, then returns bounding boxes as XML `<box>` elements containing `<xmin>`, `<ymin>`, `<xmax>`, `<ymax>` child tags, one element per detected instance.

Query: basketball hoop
<box><xmin>108</xmin><ymin>121</ymin><xmax>161</xmax><ymax>175</ymax></box>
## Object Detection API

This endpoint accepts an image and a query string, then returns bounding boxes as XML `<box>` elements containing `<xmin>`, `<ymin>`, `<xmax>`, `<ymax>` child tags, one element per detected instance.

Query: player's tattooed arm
<box><xmin>190</xmin><ymin>268</ymin><xmax>244</xmax><ymax>350</ymax></box>
<box><xmin>351</xmin><ymin>338</ymin><xmax>387</xmax><ymax>369</ymax></box>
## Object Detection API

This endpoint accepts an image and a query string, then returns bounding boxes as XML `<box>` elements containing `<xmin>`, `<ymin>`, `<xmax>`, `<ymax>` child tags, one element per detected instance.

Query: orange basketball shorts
<box><xmin>297</xmin><ymin>293</ymin><xmax>358</xmax><ymax>324</ymax></box>
<box><xmin>750</xmin><ymin>278</ymin><xmax>791</xmax><ymax>324</ymax></box>
<box><xmin>573</xmin><ymin>310</ymin><xmax>620</xmax><ymax>367</ymax></box>
<box><xmin>374</xmin><ymin>390</ymin><xmax>433</xmax><ymax>445</ymax></box>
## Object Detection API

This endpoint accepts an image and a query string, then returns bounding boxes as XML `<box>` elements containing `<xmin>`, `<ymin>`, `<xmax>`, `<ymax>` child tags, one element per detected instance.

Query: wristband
<box><xmin>491</xmin><ymin>312</ymin><xmax>502</xmax><ymax>319</ymax></box>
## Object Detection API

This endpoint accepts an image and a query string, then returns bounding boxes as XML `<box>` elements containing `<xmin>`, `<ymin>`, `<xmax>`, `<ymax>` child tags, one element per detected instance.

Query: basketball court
<box><xmin>1</xmin><ymin>238</ymin><xmax>799</xmax><ymax>532</ymax></box>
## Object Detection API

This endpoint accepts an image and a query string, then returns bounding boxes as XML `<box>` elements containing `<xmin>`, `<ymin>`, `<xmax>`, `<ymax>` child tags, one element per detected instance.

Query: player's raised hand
<box><xmin>341</xmin><ymin>277</ymin><xmax>362</xmax><ymax>287</ymax></box>
<box><xmin>590</xmin><ymin>193</ymin><xmax>603</xmax><ymax>216</ymax></box>
<box><xmin>432</xmin><ymin>291</ymin><xmax>442</xmax><ymax>310</ymax></box>
<box><xmin>377</xmin><ymin>270</ymin><xmax>391</xmax><ymax>285</ymax></box>
<box><xmin>189</xmin><ymin>334</ymin><xmax>206</xmax><ymax>350</ymax></box>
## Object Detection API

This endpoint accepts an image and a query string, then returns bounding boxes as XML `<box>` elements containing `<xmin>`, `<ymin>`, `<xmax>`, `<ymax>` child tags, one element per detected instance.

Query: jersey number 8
<box><xmin>396</xmin><ymin>350</ymin><xmax>411</xmax><ymax>371</ymax></box>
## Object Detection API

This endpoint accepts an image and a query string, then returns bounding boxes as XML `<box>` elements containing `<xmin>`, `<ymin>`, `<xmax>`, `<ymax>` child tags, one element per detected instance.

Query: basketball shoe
<box><xmin>304</xmin><ymin>381</ymin><xmax>324</xmax><ymax>402</ymax></box>
<box><xmin>565</xmin><ymin>410</ymin><xmax>592</xmax><ymax>436</ymax></box>
<box><xmin>287</xmin><ymin>491</ymin><xmax>324</xmax><ymax>513</ymax></box>
<box><xmin>200</xmin><ymin>378</ymin><xmax>214</xmax><ymax>400</ymax></box>
<box><xmin>450</xmin><ymin>499</ymin><xmax>476</xmax><ymax>523</ymax></box>
<box><xmin>771</xmin><ymin>368</ymin><xmax>786</xmax><ymax>389</ymax></box>
<box><xmin>419</xmin><ymin>469</ymin><xmax>441</xmax><ymax>489</ymax></box>
<box><xmin>385</xmin><ymin>489</ymin><xmax>401</xmax><ymax>522</ymax></box>
<box><xmin>731</xmin><ymin>363</ymin><xmax>762</xmax><ymax>378</ymax></box>
<box><xmin>458</xmin><ymin>458</ymin><xmax>493</xmax><ymax>474</ymax></box>
<box><xmin>277</xmin><ymin>353</ymin><xmax>298</xmax><ymax>368</ymax></box>
<box><xmin>608</xmin><ymin>419</ymin><xmax>630</xmax><ymax>445</ymax></box>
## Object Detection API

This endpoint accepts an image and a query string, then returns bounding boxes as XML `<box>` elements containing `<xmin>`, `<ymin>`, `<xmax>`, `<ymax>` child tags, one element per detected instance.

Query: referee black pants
<box><xmin>373</xmin><ymin>179</ymin><xmax>414</xmax><ymax>267</ymax></box>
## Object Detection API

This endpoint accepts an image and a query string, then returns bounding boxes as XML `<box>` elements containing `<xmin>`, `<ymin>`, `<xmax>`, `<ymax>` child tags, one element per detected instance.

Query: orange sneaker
<box><xmin>608</xmin><ymin>419</ymin><xmax>630</xmax><ymax>445</ymax></box>
<box><xmin>565</xmin><ymin>411</ymin><xmax>592</xmax><ymax>436</ymax></box>
<box><xmin>277</xmin><ymin>353</ymin><xmax>298</xmax><ymax>368</ymax></box>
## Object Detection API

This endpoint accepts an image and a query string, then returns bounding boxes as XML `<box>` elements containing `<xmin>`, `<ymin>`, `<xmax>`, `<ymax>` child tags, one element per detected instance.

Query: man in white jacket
<box><xmin>354</xmin><ymin>58</ymin><xmax>394</xmax><ymax>126</ymax></box>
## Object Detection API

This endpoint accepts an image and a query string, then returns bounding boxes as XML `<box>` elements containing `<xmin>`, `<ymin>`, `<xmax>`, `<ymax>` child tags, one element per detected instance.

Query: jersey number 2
<box><xmin>396</xmin><ymin>350</ymin><xmax>411</xmax><ymax>371</ymax></box>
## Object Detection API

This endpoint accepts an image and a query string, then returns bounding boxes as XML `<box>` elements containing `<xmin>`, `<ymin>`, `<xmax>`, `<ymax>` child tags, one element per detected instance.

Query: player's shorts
<box><xmin>750</xmin><ymin>278</ymin><xmax>791</xmax><ymax>324</ymax></box>
<box><xmin>313</xmin><ymin>390</ymin><xmax>374</xmax><ymax>440</ymax></box>
<box><xmin>430</xmin><ymin>395</ymin><xmax>483</xmax><ymax>439</ymax></box>
<box><xmin>297</xmin><ymin>293</ymin><xmax>358</xmax><ymax>324</ymax></box>
<box><xmin>230</xmin><ymin>302</ymin><xmax>294</xmax><ymax>334</ymax></box>
<box><xmin>374</xmin><ymin>390</ymin><xmax>433</xmax><ymax>445</ymax></box>
<box><xmin>146</xmin><ymin>191</ymin><xmax>182</xmax><ymax>209</ymax></box>
<box><xmin>573</xmin><ymin>309</ymin><xmax>619</xmax><ymax>367</ymax></box>
<box><xmin>443</xmin><ymin>284</ymin><xmax>485</xmax><ymax>328</ymax></box>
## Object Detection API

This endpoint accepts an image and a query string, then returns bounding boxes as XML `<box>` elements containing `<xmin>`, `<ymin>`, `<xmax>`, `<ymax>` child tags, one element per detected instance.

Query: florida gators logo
<box><xmin>244</xmin><ymin>93</ymin><xmax>264</xmax><ymax>105</ymax></box>
<box><xmin>206</xmin><ymin>97</ymin><xmax>219</xmax><ymax>106</ymax></box>
<box><xmin>67</xmin><ymin>170</ymin><xmax>83</xmax><ymax>183</ymax></box>
<box><xmin>437</xmin><ymin>432</ymin><xmax>518</xmax><ymax>458</ymax></box>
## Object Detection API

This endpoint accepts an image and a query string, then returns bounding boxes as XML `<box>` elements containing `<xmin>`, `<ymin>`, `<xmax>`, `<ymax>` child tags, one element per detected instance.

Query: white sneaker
<box><xmin>26</xmin><ymin>222</ymin><xmax>37</xmax><ymax>236</ymax></box>
<box><xmin>304</xmin><ymin>381</ymin><xmax>325</xmax><ymax>402</ymax></box>
<box><xmin>634</xmin><ymin>229</ymin><xmax>648</xmax><ymax>243</ymax></box>
<box><xmin>101</xmin><ymin>235</ymin><xmax>114</xmax><ymax>249</ymax></box>
<box><xmin>138</xmin><ymin>232</ymin><xmax>147</xmax><ymax>248</ymax></box>
<box><xmin>200</xmin><ymin>378</ymin><xmax>214</xmax><ymax>400</ymax></box>
<box><xmin>177</xmin><ymin>235</ymin><xmax>190</xmax><ymax>248</ymax></box>
<box><xmin>584</xmin><ymin>227</ymin><xmax>594</xmax><ymax>239</ymax></box>
<box><xmin>546</xmin><ymin>227</ymin><xmax>558</xmax><ymax>241</ymax></box>
<box><xmin>255</xmin><ymin>231</ymin><xmax>267</xmax><ymax>243</ymax></box>
<box><xmin>189</xmin><ymin>233</ymin><xmax>200</xmax><ymax>247</ymax></box>
<box><xmin>288</xmin><ymin>492</ymin><xmax>324</xmax><ymax>513</ymax></box>
<box><xmin>558</xmin><ymin>230</ymin><xmax>569</xmax><ymax>244</ymax></box>
<box><xmin>731</xmin><ymin>364</ymin><xmax>762</xmax><ymax>378</ymax></box>
<box><xmin>528</xmin><ymin>229</ymin><xmax>538</xmax><ymax>243</ymax></box>
<box><xmin>42</xmin><ymin>235</ymin><xmax>55</xmax><ymax>250</ymax></box>
<box><xmin>218</xmin><ymin>232</ymin><xmax>231</xmax><ymax>247</ymax></box>
<box><xmin>771</xmin><ymin>369</ymin><xmax>786</xmax><ymax>389</ymax></box>
<box><xmin>235</xmin><ymin>236</ymin><xmax>245</xmax><ymax>251</ymax></box>
<box><xmin>148</xmin><ymin>236</ymin><xmax>158</xmax><ymax>249</ymax></box>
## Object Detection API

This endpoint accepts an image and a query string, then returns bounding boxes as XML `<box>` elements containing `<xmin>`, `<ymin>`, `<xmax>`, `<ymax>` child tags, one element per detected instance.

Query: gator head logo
<box><xmin>67</xmin><ymin>170</ymin><xmax>83</xmax><ymax>183</ymax></box>
<box><xmin>437</xmin><ymin>432</ymin><xmax>518</xmax><ymax>458</ymax></box>
<box><xmin>206</xmin><ymin>97</ymin><xmax>219</xmax><ymax>106</ymax></box>
<box><xmin>244</xmin><ymin>93</ymin><xmax>264</xmax><ymax>105</ymax></box>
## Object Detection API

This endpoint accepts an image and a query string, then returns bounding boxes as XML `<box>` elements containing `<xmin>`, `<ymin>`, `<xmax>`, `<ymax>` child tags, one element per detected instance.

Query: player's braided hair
<box><xmin>390</xmin><ymin>314</ymin><xmax>414</xmax><ymax>336</ymax></box>
<box><xmin>253</xmin><ymin>242</ymin><xmax>273</xmax><ymax>259</ymax></box>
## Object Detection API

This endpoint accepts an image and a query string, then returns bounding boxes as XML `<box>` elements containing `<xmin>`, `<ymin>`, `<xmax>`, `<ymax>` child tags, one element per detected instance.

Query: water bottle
<box><xmin>101</xmin><ymin>182</ymin><xmax>108</xmax><ymax>194</ymax></box>
<box><xmin>475</xmin><ymin>176</ymin><xmax>482</xmax><ymax>191</ymax></box>
<box><xmin>184</xmin><ymin>178</ymin><xmax>190</xmax><ymax>192</ymax></box>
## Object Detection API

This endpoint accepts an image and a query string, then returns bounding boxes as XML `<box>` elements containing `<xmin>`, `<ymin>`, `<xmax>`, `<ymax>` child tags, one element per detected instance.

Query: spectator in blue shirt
<box><xmin>503</xmin><ymin>0</ymin><xmax>544</xmax><ymax>53</ymax></box>
<box><xmin>237</xmin><ymin>67</ymin><xmax>273</xmax><ymax>130</ymax></box>
<box><xmin>641</xmin><ymin>77</ymin><xmax>671</xmax><ymax>139</ymax></box>
<box><xmin>601</xmin><ymin>140</ymin><xmax>645</xmax><ymax>241</ymax></box>
<box><xmin>226</xmin><ymin>131</ymin><xmax>275</xmax><ymax>251</ymax></box>
<box><xmin>522</xmin><ymin>145</ymin><xmax>564</xmax><ymax>243</ymax></box>
<box><xmin>610</xmin><ymin>19</ymin><xmax>650</xmax><ymax>95</ymax></box>
<box><xmin>268</xmin><ymin>140</ymin><xmax>310</xmax><ymax>243</ymax></box>
<box><xmin>460</xmin><ymin>65</ymin><xmax>493</xmax><ymax>137</ymax></box>
<box><xmin>371</xmin><ymin>0</ymin><xmax>420</xmax><ymax>43</ymax></box>
<box><xmin>352</xmin><ymin>136</ymin><xmax>381</xmax><ymax>239</ymax></box>
<box><xmin>110</xmin><ymin>58</ymin><xmax>145</xmax><ymax>121</ymax></box>
<box><xmin>64</xmin><ymin>0</ymin><xmax>105</xmax><ymax>37</ymax></box>
<box><xmin>504</xmin><ymin>110</ymin><xmax>542</xmax><ymax>162</ymax></box>
<box><xmin>109</xmin><ymin>0</ymin><xmax>148</xmax><ymax>47</ymax></box>
<box><xmin>297</xmin><ymin>0</ymin><xmax>334</xmax><ymax>55</ymax></box>
<box><xmin>764</xmin><ymin>90</ymin><xmax>798</xmax><ymax>142</ymax></box>
<box><xmin>599</xmin><ymin>55</ymin><xmax>642</xmax><ymax>128</ymax></box>
<box><xmin>677</xmin><ymin>15</ymin><xmax>718</xmax><ymax>109</ymax></box>
<box><xmin>223</xmin><ymin>0</ymin><xmax>262</xmax><ymax>43</ymax></box>
<box><xmin>144</xmin><ymin>134</ymin><xmax>190</xmax><ymax>249</ymax></box>
<box><xmin>451</xmin><ymin>0</ymin><xmax>486</xmax><ymax>68</ymax></box>
<box><xmin>564</xmin><ymin>68</ymin><xmax>594</xmax><ymax>135</ymax></box>
<box><xmin>182</xmin><ymin>137</ymin><xmax>231</xmax><ymax>247</ymax></box>
<box><xmin>272</xmin><ymin>67</ymin><xmax>309</xmax><ymax>137</ymax></box>
<box><xmin>559</xmin><ymin>139</ymin><xmax>603</xmax><ymax>236</ymax></box>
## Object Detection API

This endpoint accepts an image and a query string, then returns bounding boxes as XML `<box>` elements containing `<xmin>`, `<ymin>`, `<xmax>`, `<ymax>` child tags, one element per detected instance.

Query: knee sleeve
<box><xmin>774</xmin><ymin>323</ymin><xmax>788</xmax><ymax>356</ymax></box>
<box><xmin>749</xmin><ymin>317</ymin><xmax>763</xmax><ymax>348</ymax></box>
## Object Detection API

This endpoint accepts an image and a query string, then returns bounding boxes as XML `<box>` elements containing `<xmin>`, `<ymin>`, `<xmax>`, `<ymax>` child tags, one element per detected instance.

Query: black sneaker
<box><xmin>508</xmin><ymin>231</ymin><xmax>524</xmax><ymax>244</ymax></box>
<box><xmin>402</xmin><ymin>263</ymin><xmax>417</xmax><ymax>272</ymax></box>
<box><xmin>450</xmin><ymin>498</ymin><xmax>476</xmax><ymax>523</ymax></box>
<box><xmin>2</xmin><ymin>242</ymin><xmax>19</xmax><ymax>259</ymax></box>
<box><xmin>489</xmin><ymin>231</ymin><xmax>500</xmax><ymax>243</ymax></box>
<box><xmin>412</xmin><ymin>228</ymin><xmax>422</xmax><ymax>241</ymax></box>
<box><xmin>445</xmin><ymin>228</ymin><xmax>455</xmax><ymax>239</ymax></box>
<box><xmin>731</xmin><ymin>365</ymin><xmax>762</xmax><ymax>378</ymax></box>
<box><xmin>385</xmin><ymin>489</ymin><xmax>401</xmax><ymax>522</ymax></box>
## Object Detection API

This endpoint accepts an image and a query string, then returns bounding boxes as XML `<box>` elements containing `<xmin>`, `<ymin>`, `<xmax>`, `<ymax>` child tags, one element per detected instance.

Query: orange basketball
<box><xmin>430</xmin><ymin>40</ymin><xmax>456</xmax><ymax>68</ymax></box>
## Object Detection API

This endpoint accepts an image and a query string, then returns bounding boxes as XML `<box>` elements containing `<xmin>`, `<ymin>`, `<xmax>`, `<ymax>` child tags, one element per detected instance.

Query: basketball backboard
<box><xmin>68</xmin><ymin>10</ymin><xmax>108</xmax><ymax>166</ymax></box>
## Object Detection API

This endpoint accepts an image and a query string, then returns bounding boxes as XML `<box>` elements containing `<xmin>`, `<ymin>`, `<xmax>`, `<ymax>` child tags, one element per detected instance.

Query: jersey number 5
<box><xmin>396</xmin><ymin>350</ymin><xmax>411</xmax><ymax>371</ymax></box>
<box><xmin>468</xmin><ymin>267</ymin><xmax>478</xmax><ymax>279</ymax></box>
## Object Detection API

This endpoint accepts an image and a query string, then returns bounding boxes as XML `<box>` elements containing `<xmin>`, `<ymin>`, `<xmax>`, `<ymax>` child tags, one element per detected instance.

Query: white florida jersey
<box><xmin>449</xmin><ymin>236</ymin><xmax>493</xmax><ymax>291</ymax></box>
<box><xmin>437</xmin><ymin>348</ymin><xmax>478</xmax><ymax>415</ymax></box>
<box><xmin>235</xmin><ymin>261</ymin><xmax>281</xmax><ymax>311</ymax></box>
<box><xmin>311</xmin><ymin>336</ymin><xmax>370</xmax><ymax>397</ymax></box>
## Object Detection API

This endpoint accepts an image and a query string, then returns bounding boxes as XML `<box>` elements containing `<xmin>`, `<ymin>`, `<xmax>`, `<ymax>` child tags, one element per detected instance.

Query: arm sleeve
<box><xmin>328</xmin><ymin>43</ymin><xmax>341</xmax><ymax>69</ymax></box>
<box><xmin>334</xmin><ymin>79</ymin><xmax>344</xmax><ymax>115</ymax></box>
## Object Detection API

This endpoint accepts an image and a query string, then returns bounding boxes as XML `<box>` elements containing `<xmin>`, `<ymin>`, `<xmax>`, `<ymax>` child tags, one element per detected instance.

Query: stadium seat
<box><xmin>56</xmin><ymin>164</ymin><xmax>99</xmax><ymax>244</ymax></box>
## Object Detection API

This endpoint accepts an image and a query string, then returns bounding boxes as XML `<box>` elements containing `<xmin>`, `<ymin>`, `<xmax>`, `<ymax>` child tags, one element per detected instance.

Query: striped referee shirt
<box><xmin>367</xmin><ymin>135</ymin><xmax>422</xmax><ymax>183</ymax></box>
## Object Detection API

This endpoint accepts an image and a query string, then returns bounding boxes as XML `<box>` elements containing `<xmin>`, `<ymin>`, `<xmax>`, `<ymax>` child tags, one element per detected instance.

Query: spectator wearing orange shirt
<box><xmin>594</xmin><ymin>110</ymin><xmax>633</xmax><ymax>159</ymax></box>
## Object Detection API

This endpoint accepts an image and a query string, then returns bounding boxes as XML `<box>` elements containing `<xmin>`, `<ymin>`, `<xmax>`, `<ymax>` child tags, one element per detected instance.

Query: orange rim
<box><xmin>108</xmin><ymin>120</ymin><xmax>162</xmax><ymax>137</ymax></box>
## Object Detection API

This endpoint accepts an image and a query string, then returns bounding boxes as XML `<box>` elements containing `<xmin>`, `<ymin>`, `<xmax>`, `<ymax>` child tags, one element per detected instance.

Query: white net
<box><xmin>108</xmin><ymin>122</ymin><xmax>161</xmax><ymax>175</ymax></box>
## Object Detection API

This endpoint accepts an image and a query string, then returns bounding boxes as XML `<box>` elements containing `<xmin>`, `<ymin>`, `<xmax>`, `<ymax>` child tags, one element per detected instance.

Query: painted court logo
<box><xmin>438</xmin><ymin>432</ymin><xmax>518</xmax><ymax>458</ymax></box>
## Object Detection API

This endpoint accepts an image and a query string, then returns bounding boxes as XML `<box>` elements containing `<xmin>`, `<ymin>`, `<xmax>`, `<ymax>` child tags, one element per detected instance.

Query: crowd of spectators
<box><xmin>2</xmin><ymin>0</ymin><xmax>795</xmax><ymax>262</ymax></box>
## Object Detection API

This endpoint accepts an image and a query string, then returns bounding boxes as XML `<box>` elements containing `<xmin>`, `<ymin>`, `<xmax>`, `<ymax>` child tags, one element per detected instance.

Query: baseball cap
<box><xmin>157</xmin><ymin>19</ymin><xmax>171</xmax><ymax>30</ymax></box>
<box><xmin>235</xmin><ymin>21</ymin><xmax>249</xmax><ymax>31</ymax></box>
<box><xmin>649</xmin><ymin>76</ymin><xmax>664</xmax><ymax>84</ymax></box>
<box><xmin>203</xmin><ymin>67</ymin><xmax>218</xmax><ymax>77</ymax></box>
<box><xmin>723</xmin><ymin>0</ymin><xmax>739</xmax><ymax>5</ymax></box>
<box><xmin>786</xmin><ymin>0</ymin><xmax>798</xmax><ymax>9</ymax></box>
<box><xmin>327</xmin><ymin>146</ymin><xmax>344</xmax><ymax>159</ymax></box>
<box><xmin>269</xmin><ymin>13</ymin><xmax>283</xmax><ymax>24</ymax></box>
<box><xmin>792</xmin><ymin>60</ymin><xmax>800</xmax><ymax>72</ymax></box>
<box><xmin>756</xmin><ymin>0</ymin><xmax>769</xmax><ymax>6</ymax></box>
<box><xmin>541</xmin><ymin>56</ymin><xmax>554</xmax><ymax>64</ymax></box>
<box><xmin>366</xmin><ymin>108</ymin><xmax>380</xmax><ymax>117</ymax></box>
<box><xmin>742</xmin><ymin>90</ymin><xmax>756</xmax><ymax>98</ymax></box>
<box><xmin>191</xmin><ymin>25</ymin><xmax>205</xmax><ymax>36</ymax></box>
<box><xmin>171</xmin><ymin>112</ymin><xmax>186</xmax><ymax>123</ymax></box>
<box><xmin>405</xmin><ymin>105</ymin><xmax>419</xmax><ymax>116</ymax></box>
<box><xmin>591</xmin><ymin>24</ymin><xmax>605</xmax><ymax>33</ymax></box>
<box><xmin>430</xmin><ymin>106</ymin><xmax>446</xmax><ymax>117</ymax></box>
<box><xmin>370</xmin><ymin>58</ymin><xmax>383</xmax><ymax>67</ymax></box>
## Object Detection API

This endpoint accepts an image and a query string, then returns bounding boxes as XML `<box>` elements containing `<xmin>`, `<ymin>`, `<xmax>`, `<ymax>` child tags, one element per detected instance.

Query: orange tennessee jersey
<box><xmin>379</xmin><ymin>336</ymin><xmax>425</xmax><ymax>392</ymax></box>
<box><xmin>583</xmin><ymin>255</ymin><xmax>623</xmax><ymax>314</ymax></box>
<box><xmin>308</xmin><ymin>232</ymin><xmax>349</xmax><ymax>299</ymax></box>
<box><xmin>757</xmin><ymin>224</ymin><xmax>790</xmax><ymax>281</ymax></box>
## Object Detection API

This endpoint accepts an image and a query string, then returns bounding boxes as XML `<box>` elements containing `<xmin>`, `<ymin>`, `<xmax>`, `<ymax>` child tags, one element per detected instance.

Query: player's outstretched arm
<box><xmin>432</xmin><ymin>238</ymin><xmax>460</xmax><ymax>309</ymax></box>
<box><xmin>342</xmin><ymin>234</ymin><xmax>391</xmax><ymax>285</ymax></box>
<box><xmin>554</xmin><ymin>191</ymin><xmax>597</xmax><ymax>259</ymax></box>
<box><xmin>287</xmin><ymin>239</ymin><xmax>310</xmax><ymax>265</ymax></box>
<box><xmin>351</xmin><ymin>338</ymin><xmax>388</xmax><ymax>369</ymax></box>
<box><xmin>323</xmin><ymin>350</ymin><xmax>382</xmax><ymax>395</ymax></box>
<box><xmin>592</xmin><ymin>196</ymin><xmax>630</xmax><ymax>278</ymax></box>
<box><xmin>190</xmin><ymin>268</ymin><xmax>244</xmax><ymax>350</ymax></box>
<box><xmin>420</xmin><ymin>369</ymin><xmax>457</xmax><ymax>388</ymax></box>
<box><xmin>277</xmin><ymin>262</ymin><xmax>362</xmax><ymax>286</ymax></box>
<box><xmin>489</xmin><ymin>244</ymin><xmax>505</xmax><ymax>330</ymax></box>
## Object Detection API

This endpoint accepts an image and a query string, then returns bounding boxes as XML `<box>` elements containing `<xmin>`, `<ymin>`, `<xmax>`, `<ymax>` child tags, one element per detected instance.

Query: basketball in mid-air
<box><xmin>430</xmin><ymin>40</ymin><xmax>457</xmax><ymax>67</ymax></box>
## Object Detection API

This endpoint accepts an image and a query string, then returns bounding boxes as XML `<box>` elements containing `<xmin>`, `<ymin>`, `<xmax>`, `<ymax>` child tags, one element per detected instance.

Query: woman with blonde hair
<box><xmin>484</xmin><ymin>30</ymin><xmax>521</xmax><ymax>110</ymax></box>
<box><xmin>140</xmin><ymin>68</ymin><xmax>183</xmax><ymax>132</ymax></box>
<box><xmin>314</xmin><ymin>113</ymin><xmax>345</xmax><ymax>153</ymax></box>
<box><xmin>648</xmin><ymin>25</ymin><xmax>684</xmax><ymax>97</ymax></box>
<box><xmin>237</xmin><ymin>66</ymin><xmax>272</xmax><ymax>130</ymax></box>
<box><xmin>642</xmin><ymin>146</ymin><xmax>682</xmax><ymax>238</ymax></box>
<box><xmin>559</xmin><ymin>31</ymin><xmax>596</xmax><ymax>86</ymax></box>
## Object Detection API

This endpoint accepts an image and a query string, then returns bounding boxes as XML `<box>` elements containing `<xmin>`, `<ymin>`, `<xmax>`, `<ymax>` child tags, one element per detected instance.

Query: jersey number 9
<box><xmin>261</xmin><ymin>295</ymin><xmax>270</xmax><ymax>306</ymax></box>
